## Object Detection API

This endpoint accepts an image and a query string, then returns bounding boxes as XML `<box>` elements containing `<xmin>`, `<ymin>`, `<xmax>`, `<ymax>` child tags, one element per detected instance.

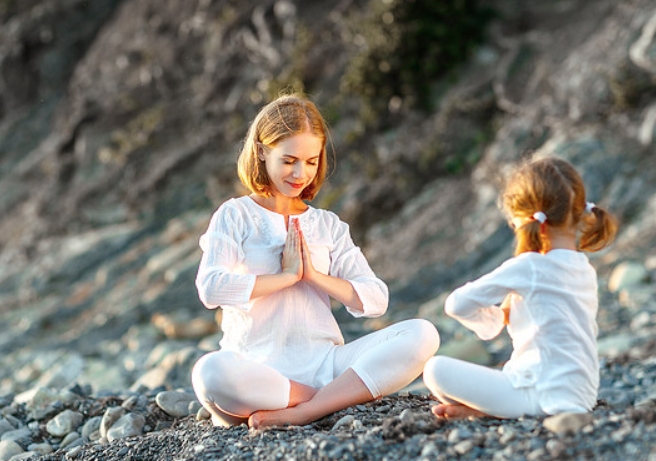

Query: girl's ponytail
<box><xmin>514</xmin><ymin>220</ymin><xmax>546</xmax><ymax>256</ymax></box>
<box><xmin>579</xmin><ymin>205</ymin><xmax>618</xmax><ymax>252</ymax></box>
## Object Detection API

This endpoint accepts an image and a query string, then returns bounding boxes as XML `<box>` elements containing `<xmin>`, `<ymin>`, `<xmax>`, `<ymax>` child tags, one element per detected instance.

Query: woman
<box><xmin>191</xmin><ymin>94</ymin><xmax>440</xmax><ymax>428</ymax></box>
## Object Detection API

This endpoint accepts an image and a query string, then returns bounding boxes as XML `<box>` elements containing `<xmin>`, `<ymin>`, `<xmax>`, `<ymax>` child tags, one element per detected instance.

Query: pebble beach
<box><xmin>1</xmin><ymin>259</ymin><xmax>656</xmax><ymax>461</ymax></box>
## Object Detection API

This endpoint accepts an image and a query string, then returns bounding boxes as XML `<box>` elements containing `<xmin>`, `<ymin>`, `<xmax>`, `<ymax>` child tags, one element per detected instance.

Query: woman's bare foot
<box><xmin>249</xmin><ymin>405</ymin><xmax>312</xmax><ymax>429</ymax></box>
<box><xmin>250</xmin><ymin>369</ymin><xmax>374</xmax><ymax>429</ymax></box>
<box><xmin>431</xmin><ymin>403</ymin><xmax>490</xmax><ymax>420</ymax></box>
<box><xmin>289</xmin><ymin>381</ymin><xmax>318</xmax><ymax>407</ymax></box>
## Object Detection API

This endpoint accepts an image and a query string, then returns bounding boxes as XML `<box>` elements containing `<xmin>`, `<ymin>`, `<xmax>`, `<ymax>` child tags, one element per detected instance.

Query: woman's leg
<box><xmin>249</xmin><ymin>368</ymin><xmax>373</xmax><ymax>428</ymax></box>
<box><xmin>249</xmin><ymin>319</ymin><xmax>440</xmax><ymax>428</ymax></box>
<box><xmin>192</xmin><ymin>350</ymin><xmax>317</xmax><ymax>426</ymax></box>
<box><xmin>423</xmin><ymin>355</ymin><xmax>545</xmax><ymax>419</ymax></box>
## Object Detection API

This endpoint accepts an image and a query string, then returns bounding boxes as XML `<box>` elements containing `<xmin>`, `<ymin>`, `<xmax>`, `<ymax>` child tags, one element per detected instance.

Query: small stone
<box><xmin>527</xmin><ymin>448</ymin><xmax>547</xmax><ymax>461</ymax></box>
<box><xmin>0</xmin><ymin>419</ymin><xmax>15</xmax><ymax>437</ymax></box>
<box><xmin>106</xmin><ymin>413</ymin><xmax>145</xmax><ymax>442</ymax></box>
<box><xmin>66</xmin><ymin>445</ymin><xmax>83</xmax><ymax>458</ymax></box>
<box><xmin>1</xmin><ymin>427</ymin><xmax>32</xmax><ymax>442</ymax></box>
<box><xmin>60</xmin><ymin>431</ymin><xmax>82</xmax><ymax>448</ymax></box>
<box><xmin>121</xmin><ymin>395</ymin><xmax>139</xmax><ymax>410</ymax></box>
<box><xmin>546</xmin><ymin>439</ymin><xmax>566</xmax><ymax>458</ymax></box>
<box><xmin>155</xmin><ymin>390</ymin><xmax>197</xmax><ymax>418</ymax></box>
<box><xmin>81</xmin><ymin>416</ymin><xmax>102</xmax><ymax>440</ymax></box>
<box><xmin>448</xmin><ymin>427</ymin><xmax>472</xmax><ymax>443</ymax></box>
<box><xmin>543</xmin><ymin>412</ymin><xmax>593</xmax><ymax>435</ymax></box>
<box><xmin>399</xmin><ymin>409</ymin><xmax>414</xmax><ymax>424</ymax></box>
<box><xmin>608</xmin><ymin>262</ymin><xmax>648</xmax><ymax>293</ymax></box>
<box><xmin>8</xmin><ymin>450</ymin><xmax>36</xmax><ymax>460</ymax></box>
<box><xmin>188</xmin><ymin>400</ymin><xmax>202</xmax><ymax>415</ymax></box>
<box><xmin>0</xmin><ymin>440</ymin><xmax>23</xmax><ymax>460</ymax></box>
<box><xmin>196</xmin><ymin>407</ymin><xmax>211</xmax><ymax>421</ymax></box>
<box><xmin>100</xmin><ymin>406</ymin><xmax>126</xmax><ymax>438</ymax></box>
<box><xmin>331</xmin><ymin>415</ymin><xmax>355</xmax><ymax>431</ymax></box>
<box><xmin>454</xmin><ymin>440</ymin><xmax>475</xmax><ymax>455</ymax></box>
<box><xmin>46</xmin><ymin>410</ymin><xmax>83</xmax><ymax>437</ymax></box>
<box><xmin>26</xmin><ymin>442</ymin><xmax>53</xmax><ymax>454</ymax></box>
<box><xmin>598</xmin><ymin>388</ymin><xmax>634</xmax><ymax>409</ymax></box>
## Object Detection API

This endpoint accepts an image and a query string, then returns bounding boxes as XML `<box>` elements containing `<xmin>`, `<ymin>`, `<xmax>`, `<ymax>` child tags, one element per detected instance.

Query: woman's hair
<box><xmin>237</xmin><ymin>94</ymin><xmax>329</xmax><ymax>200</ymax></box>
<box><xmin>502</xmin><ymin>157</ymin><xmax>618</xmax><ymax>255</ymax></box>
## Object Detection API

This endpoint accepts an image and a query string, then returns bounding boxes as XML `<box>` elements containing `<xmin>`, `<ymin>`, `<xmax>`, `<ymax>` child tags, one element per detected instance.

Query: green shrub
<box><xmin>341</xmin><ymin>0</ymin><xmax>493</xmax><ymax>125</ymax></box>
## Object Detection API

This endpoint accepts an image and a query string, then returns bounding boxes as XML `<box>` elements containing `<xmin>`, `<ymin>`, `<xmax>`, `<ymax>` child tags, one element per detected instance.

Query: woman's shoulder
<box><xmin>214</xmin><ymin>196</ymin><xmax>251</xmax><ymax>213</ymax></box>
<box><xmin>305</xmin><ymin>205</ymin><xmax>348</xmax><ymax>229</ymax></box>
<box><xmin>207</xmin><ymin>196</ymin><xmax>252</xmax><ymax>226</ymax></box>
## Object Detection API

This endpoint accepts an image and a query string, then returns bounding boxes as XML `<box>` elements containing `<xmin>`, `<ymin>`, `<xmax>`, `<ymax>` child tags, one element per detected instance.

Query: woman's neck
<box><xmin>250</xmin><ymin>194</ymin><xmax>307</xmax><ymax>216</ymax></box>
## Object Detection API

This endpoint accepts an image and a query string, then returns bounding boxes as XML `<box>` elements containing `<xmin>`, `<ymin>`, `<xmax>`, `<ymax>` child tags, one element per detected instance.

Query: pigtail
<box><xmin>514</xmin><ymin>220</ymin><xmax>544</xmax><ymax>255</ymax></box>
<box><xmin>578</xmin><ymin>205</ymin><xmax>618</xmax><ymax>252</ymax></box>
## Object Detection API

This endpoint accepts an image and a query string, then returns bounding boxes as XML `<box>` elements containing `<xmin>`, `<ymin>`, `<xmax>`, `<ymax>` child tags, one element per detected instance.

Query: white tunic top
<box><xmin>195</xmin><ymin>196</ymin><xmax>388</xmax><ymax>383</ymax></box>
<box><xmin>444</xmin><ymin>250</ymin><xmax>599</xmax><ymax>414</ymax></box>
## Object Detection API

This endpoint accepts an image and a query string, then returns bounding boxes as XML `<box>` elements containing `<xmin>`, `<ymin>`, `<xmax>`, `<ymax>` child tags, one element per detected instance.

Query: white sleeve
<box><xmin>444</xmin><ymin>256</ymin><xmax>536</xmax><ymax>340</ymax></box>
<box><xmin>195</xmin><ymin>203</ymin><xmax>256</xmax><ymax>309</ymax></box>
<box><xmin>328</xmin><ymin>217</ymin><xmax>388</xmax><ymax>318</ymax></box>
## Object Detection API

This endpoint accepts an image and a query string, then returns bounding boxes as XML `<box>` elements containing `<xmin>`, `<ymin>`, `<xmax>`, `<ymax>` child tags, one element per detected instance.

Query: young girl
<box><xmin>423</xmin><ymin>156</ymin><xmax>617</xmax><ymax>419</ymax></box>
<box><xmin>191</xmin><ymin>94</ymin><xmax>441</xmax><ymax>428</ymax></box>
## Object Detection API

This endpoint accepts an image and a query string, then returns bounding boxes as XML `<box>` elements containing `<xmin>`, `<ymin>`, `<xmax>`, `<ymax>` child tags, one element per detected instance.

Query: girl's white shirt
<box><xmin>445</xmin><ymin>250</ymin><xmax>599</xmax><ymax>414</ymax></box>
<box><xmin>195</xmin><ymin>196</ymin><xmax>388</xmax><ymax>383</ymax></box>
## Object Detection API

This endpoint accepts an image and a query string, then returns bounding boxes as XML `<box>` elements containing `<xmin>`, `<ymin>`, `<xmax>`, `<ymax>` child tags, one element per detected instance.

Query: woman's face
<box><xmin>259</xmin><ymin>133</ymin><xmax>322</xmax><ymax>198</ymax></box>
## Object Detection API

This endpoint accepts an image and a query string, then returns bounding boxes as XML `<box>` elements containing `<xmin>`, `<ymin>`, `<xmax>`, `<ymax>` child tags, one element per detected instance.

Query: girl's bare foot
<box><xmin>431</xmin><ymin>403</ymin><xmax>490</xmax><ymax>420</ymax></box>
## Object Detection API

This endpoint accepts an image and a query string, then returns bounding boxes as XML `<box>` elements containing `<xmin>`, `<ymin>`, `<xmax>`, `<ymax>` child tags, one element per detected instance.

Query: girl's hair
<box><xmin>502</xmin><ymin>157</ymin><xmax>618</xmax><ymax>255</ymax></box>
<box><xmin>237</xmin><ymin>94</ymin><xmax>329</xmax><ymax>200</ymax></box>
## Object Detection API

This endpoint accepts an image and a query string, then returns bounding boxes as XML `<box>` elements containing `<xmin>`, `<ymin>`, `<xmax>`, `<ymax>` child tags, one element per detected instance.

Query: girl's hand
<box><xmin>282</xmin><ymin>218</ymin><xmax>303</xmax><ymax>281</ymax></box>
<box><xmin>500</xmin><ymin>296</ymin><xmax>511</xmax><ymax>325</ymax></box>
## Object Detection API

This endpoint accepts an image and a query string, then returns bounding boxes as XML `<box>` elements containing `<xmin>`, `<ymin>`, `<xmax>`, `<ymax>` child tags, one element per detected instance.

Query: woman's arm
<box><xmin>298</xmin><ymin>222</ymin><xmax>364</xmax><ymax>311</ymax></box>
<box><xmin>250</xmin><ymin>219</ymin><xmax>303</xmax><ymax>299</ymax></box>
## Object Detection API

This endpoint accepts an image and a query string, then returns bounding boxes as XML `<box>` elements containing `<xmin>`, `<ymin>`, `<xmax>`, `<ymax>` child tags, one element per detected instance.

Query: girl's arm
<box><xmin>445</xmin><ymin>256</ymin><xmax>533</xmax><ymax>340</ymax></box>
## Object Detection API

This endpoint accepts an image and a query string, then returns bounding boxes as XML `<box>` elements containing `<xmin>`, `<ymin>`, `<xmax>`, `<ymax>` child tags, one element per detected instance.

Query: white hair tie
<box><xmin>532</xmin><ymin>211</ymin><xmax>547</xmax><ymax>224</ymax></box>
<box><xmin>586</xmin><ymin>202</ymin><xmax>596</xmax><ymax>213</ymax></box>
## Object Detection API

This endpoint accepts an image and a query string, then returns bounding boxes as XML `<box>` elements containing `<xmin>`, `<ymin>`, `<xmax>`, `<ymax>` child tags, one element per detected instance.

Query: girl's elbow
<box><xmin>444</xmin><ymin>295</ymin><xmax>458</xmax><ymax>317</ymax></box>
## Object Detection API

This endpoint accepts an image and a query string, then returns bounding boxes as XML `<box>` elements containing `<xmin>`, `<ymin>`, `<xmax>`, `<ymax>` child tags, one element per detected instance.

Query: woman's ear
<box><xmin>257</xmin><ymin>143</ymin><xmax>266</xmax><ymax>162</ymax></box>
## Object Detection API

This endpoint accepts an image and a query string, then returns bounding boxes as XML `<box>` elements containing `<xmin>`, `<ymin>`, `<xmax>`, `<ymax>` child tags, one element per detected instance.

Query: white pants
<box><xmin>192</xmin><ymin>319</ymin><xmax>440</xmax><ymax>418</ymax></box>
<box><xmin>423</xmin><ymin>355</ymin><xmax>546</xmax><ymax>418</ymax></box>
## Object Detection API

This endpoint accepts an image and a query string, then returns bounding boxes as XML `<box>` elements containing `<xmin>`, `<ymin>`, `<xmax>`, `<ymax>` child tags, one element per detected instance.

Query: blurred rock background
<box><xmin>0</xmin><ymin>0</ymin><xmax>655</xmax><ymax>397</ymax></box>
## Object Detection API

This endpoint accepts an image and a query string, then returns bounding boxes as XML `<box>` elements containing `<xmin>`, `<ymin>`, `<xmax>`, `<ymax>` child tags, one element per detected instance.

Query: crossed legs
<box><xmin>423</xmin><ymin>355</ymin><xmax>544</xmax><ymax>419</ymax></box>
<box><xmin>192</xmin><ymin>319</ymin><xmax>441</xmax><ymax>428</ymax></box>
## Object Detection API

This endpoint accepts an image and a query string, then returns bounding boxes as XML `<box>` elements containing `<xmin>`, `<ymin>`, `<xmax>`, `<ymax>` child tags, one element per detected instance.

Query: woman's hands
<box><xmin>282</xmin><ymin>218</ymin><xmax>317</xmax><ymax>283</ymax></box>
<box><xmin>283</xmin><ymin>218</ymin><xmax>364</xmax><ymax>311</ymax></box>
<box><xmin>281</xmin><ymin>218</ymin><xmax>303</xmax><ymax>282</ymax></box>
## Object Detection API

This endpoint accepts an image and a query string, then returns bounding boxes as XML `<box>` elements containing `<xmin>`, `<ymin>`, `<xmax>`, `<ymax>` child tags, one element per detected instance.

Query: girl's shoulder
<box><xmin>510</xmin><ymin>250</ymin><xmax>592</xmax><ymax>274</ymax></box>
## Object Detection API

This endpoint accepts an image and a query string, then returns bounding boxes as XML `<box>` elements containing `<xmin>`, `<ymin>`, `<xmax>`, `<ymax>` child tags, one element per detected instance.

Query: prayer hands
<box><xmin>281</xmin><ymin>218</ymin><xmax>316</xmax><ymax>283</ymax></box>
<box><xmin>282</xmin><ymin>218</ymin><xmax>303</xmax><ymax>281</ymax></box>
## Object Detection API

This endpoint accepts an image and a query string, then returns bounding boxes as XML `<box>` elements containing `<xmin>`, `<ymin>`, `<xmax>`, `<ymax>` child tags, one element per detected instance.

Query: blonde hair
<box><xmin>502</xmin><ymin>157</ymin><xmax>618</xmax><ymax>255</ymax></box>
<box><xmin>237</xmin><ymin>94</ymin><xmax>329</xmax><ymax>200</ymax></box>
